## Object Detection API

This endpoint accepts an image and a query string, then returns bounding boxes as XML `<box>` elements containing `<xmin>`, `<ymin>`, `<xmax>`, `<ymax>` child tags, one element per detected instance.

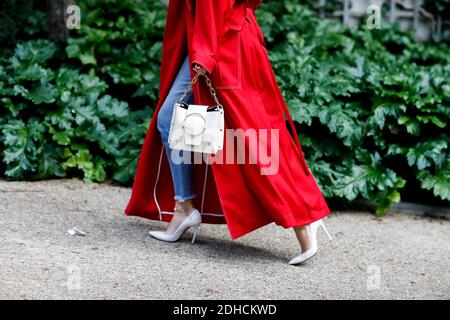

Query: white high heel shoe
<box><xmin>149</xmin><ymin>209</ymin><xmax>202</xmax><ymax>244</ymax></box>
<box><xmin>289</xmin><ymin>219</ymin><xmax>333</xmax><ymax>265</ymax></box>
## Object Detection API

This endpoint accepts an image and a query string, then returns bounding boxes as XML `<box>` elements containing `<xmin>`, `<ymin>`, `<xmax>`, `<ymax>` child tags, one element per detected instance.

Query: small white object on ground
<box><xmin>67</xmin><ymin>227</ymin><xmax>86</xmax><ymax>236</ymax></box>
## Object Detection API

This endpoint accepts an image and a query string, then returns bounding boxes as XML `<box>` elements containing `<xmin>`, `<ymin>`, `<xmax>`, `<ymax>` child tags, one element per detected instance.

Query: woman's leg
<box><xmin>293</xmin><ymin>225</ymin><xmax>312</xmax><ymax>252</ymax></box>
<box><xmin>157</xmin><ymin>55</ymin><xmax>197</xmax><ymax>233</ymax></box>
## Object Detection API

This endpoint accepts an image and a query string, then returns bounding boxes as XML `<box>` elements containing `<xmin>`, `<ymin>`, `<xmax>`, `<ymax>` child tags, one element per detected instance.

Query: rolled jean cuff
<box><xmin>174</xmin><ymin>194</ymin><xmax>196</xmax><ymax>202</ymax></box>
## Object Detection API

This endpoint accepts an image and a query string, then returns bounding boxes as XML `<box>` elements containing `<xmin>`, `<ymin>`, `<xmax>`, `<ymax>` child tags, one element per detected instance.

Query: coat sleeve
<box><xmin>191</xmin><ymin>0</ymin><xmax>233</xmax><ymax>74</ymax></box>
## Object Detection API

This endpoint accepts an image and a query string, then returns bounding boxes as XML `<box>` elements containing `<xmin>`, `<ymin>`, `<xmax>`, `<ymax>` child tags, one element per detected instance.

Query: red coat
<box><xmin>124</xmin><ymin>0</ymin><xmax>331</xmax><ymax>240</ymax></box>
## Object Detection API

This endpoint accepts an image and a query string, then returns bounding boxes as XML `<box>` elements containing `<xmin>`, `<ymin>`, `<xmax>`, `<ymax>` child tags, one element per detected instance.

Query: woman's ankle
<box><xmin>293</xmin><ymin>224</ymin><xmax>312</xmax><ymax>252</ymax></box>
<box><xmin>174</xmin><ymin>200</ymin><xmax>195</xmax><ymax>215</ymax></box>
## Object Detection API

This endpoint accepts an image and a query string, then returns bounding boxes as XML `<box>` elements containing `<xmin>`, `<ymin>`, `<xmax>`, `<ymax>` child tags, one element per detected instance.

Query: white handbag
<box><xmin>168</xmin><ymin>73</ymin><xmax>225</xmax><ymax>154</ymax></box>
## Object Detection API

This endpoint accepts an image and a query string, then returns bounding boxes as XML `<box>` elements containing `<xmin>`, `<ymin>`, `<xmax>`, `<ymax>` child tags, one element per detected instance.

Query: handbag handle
<box><xmin>177</xmin><ymin>72</ymin><xmax>224</xmax><ymax>109</ymax></box>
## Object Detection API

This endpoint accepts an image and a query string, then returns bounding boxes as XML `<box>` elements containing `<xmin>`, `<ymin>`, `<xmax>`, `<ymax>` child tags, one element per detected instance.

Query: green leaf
<box><xmin>35</xmin><ymin>144</ymin><xmax>66</xmax><ymax>179</ymax></box>
<box><xmin>375</xmin><ymin>178</ymin><xmax>406</xmax><ymax>215</ymax></box>
<box><xmin>79</xmin><ymin>53</ymin><xmax>97</xmax><ymax>65</ymax></box>
<box><xmin>64</xmin><ymin>147</ymin><xmax>106</xmax><ymax>182</ymax></box>
<box><xmin>398</xmin><ymin>115</ymin><xmax>421</xmax><ymax>135</ymax></box>
<box><xmin>113</xmin><ymin>149</ymin><xmax>140</xmax><ymax>183</ymax></box>
<box><xmin>1</xmin><ymin>119</ymin><xmax>46</xmax><ymax>179</ymax></box>
<box><xmin>96</xmin><ymin>95</ymin><xmax>129</xmax><ymax>119</ymax></box>
<box><xmin>418</xmin><ymin>163</ymin><xmax>450</xmax><ymax>201</ymax></box>
<box><xmin>24</xmin><ymin>82</ymin><xmax>58</xmax><ymax>104</ymax></box>
<box><xmin>417</xmin><ymin>115</ymin><xmax>447</xmax><ymax>128</ymax></box>
<box><xmin>406</xmin><ymin>137</ymin><xmax>448</xmax><ymax>170</ymax></box>
<box><xmin>11</xmin><ymin>40</ymin><xmax>57</xmax><ymax>65</ymax></box>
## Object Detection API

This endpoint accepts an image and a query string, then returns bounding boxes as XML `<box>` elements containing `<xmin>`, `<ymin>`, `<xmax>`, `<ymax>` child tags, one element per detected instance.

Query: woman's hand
<box><xmin>193</xmin><ymin>63</ymin><xmax>208</xmax><ymax>75</ymax></box>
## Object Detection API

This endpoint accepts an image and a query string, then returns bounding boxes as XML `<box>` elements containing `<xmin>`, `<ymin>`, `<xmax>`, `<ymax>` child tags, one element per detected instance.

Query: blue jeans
<box><xmin>157</xmin><ymin>55</ymin><xmax>196</xmax><ymax>202</ymax></box>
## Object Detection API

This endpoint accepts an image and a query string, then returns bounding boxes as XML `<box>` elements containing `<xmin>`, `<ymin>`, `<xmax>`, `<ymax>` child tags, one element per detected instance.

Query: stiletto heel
<box><xmin>191</xmin><ymin>224</ymin><xmax>200</xmax><ymax>244</ymax></box>
<box><xmin>289</xmin><ymin>218</ymin><xmax>332</xmax><ymax>265</ymax></box>
<box><xmin>319</xmin><ymin>220</ymin><xmax>333</xmax><ymax>242</ymax></box>
<box><xmin>149</xmin><ymin>209</ymin><xmax>202</xmax><ymax>243</ymax></box>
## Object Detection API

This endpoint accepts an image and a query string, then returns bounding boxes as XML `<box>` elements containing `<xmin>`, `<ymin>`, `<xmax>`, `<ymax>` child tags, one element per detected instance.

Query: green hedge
<box><xmin>259</xmin><ymin>1</ymin><xmax>450</xmax><ymax>211</ymax></box>
<box><xmin>0</xmin><ymin>0</ymin><xmax>167</xmax><ymax>183</ymax></box>
<box><xmin>0</xmin><ymin>0</ymin><xmax>449</xmax><ymax>213</ymax></box>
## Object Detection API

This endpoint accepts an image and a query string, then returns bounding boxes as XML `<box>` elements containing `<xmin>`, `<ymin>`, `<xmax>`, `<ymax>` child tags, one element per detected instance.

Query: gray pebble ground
<box><xmin>0</xmin><ymin>178</ymin><xmax>449</xmax><ymax>300</ymax></box>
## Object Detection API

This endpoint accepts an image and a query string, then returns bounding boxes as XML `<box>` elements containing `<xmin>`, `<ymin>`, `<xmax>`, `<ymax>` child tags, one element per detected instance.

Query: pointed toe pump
<box><xmin>149</xmin><ymin>209</ymin><xmax>202</xmax><ymax>244</ymax></box>
<box><xmin>289</xmin><ymin>219</ymin><xmax>333</xmax><ymax>265</ymax></box>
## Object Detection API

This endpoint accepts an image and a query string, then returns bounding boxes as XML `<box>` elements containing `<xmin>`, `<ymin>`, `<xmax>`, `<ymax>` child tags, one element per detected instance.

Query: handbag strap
<box><xmin>178</xmin><ymin>73</ymin><xmax>224</xmax><ymax>109</ymax></box>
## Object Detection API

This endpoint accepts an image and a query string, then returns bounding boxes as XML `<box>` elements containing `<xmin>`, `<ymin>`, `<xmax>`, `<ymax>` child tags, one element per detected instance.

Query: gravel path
<box><xmin>0</xmin><ymin>179</ymin><xmax>448</xmax><ymax>300</ymax></box>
